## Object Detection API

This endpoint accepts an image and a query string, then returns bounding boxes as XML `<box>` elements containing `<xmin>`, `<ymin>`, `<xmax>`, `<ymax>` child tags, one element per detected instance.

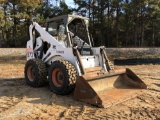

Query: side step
<box><xmin>84</xmin><ymin>66</ymin><xmax>105</xmax><ymax>78</ymax></box>
<box><xmin>85</xmin><ymin>66</ymin><xmax>102</xmax><ymax>73</ymax></box>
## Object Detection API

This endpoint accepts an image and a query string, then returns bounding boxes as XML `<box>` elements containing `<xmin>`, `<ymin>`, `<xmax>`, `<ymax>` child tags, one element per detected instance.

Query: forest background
<box><xmin>0</xmin><ymin>0</ymin><xmax>160</xmax><ymax>47</ymax></box>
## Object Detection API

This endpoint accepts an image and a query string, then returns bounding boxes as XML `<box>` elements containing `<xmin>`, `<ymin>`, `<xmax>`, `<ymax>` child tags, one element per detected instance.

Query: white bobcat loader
<box><xmin>25</xmin><ymin>15</ymin><xmax>147</xmax><ymax>108</ymax></box>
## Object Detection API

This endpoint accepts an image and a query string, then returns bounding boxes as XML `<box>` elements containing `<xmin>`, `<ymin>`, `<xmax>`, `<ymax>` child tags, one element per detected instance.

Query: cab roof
<box><xmin>47</xmin><ymin>14</ymin><xmax>89</xmax><ymax>24</ymax></box>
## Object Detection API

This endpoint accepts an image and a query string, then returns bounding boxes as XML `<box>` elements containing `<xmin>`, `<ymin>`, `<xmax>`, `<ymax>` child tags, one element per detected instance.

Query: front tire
<box><xmin>49</xmin><ymin>60</ymin><xmax>77</xmax><ymax>95</ymax></box>
<box><xmin>24</xmin><ymin>59</ymin><xmax>47</xmax><ymax>87</ymax></box>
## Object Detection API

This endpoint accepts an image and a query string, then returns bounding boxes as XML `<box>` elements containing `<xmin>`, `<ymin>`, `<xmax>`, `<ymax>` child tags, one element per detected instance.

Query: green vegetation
<box><xmin>0</xmin><ymin>0</ymin><xmax>160</xmax><ymax>47</ymax></box>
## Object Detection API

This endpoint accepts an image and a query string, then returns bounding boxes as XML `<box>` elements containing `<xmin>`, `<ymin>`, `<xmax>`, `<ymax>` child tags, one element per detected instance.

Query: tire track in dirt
<box><xmin>29</xmin><ymin>74</ymin><xmax>160</xmax><ymax>120</ymax></box>
<box><xmin>0</xmin><ymin>64</ymin><xmax>160</xmax><ymax>119</ymax></box>
<box><xmin>0</xmin><ymin>78</ymin><xmax>35</xmax><ymax>119</ymax></box>
<box><xmin>58</xmin><ymin>76</ymin><xmax>160</xmax><ymax>120</ymax></box>
<box><xmin>0</xmin><ymin>97</ymin><xmax>21</xmax><ymax>113</ymax></box>
<box><xmin>0</xmin><ymin>79</ymin><xmax>25</xmax><ymax>114</ymax></box>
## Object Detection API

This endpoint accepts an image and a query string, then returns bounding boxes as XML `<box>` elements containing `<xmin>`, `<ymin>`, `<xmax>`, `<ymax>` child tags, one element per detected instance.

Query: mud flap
<box><xmin>73</xmin><ymin>68</ymin><xmax>147</xmax><ymax>108</ymax></box>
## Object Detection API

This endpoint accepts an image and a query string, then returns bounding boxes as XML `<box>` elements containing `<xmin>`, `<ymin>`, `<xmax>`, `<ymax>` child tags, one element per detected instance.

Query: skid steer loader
<box><xmin>25</xmin><ymin>14</ymin><xmax>147</xmax><ymax>108</ymax></box>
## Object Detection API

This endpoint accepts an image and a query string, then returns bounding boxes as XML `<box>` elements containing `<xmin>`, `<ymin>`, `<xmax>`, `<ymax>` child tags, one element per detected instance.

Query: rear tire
<box><xmin>49</xmin><ymin>60</ymin><xmax>77</xmax><ymax>95</ymax></box>
<box><xmin>24</xmin><ymin>59</ymin><xmax>47</xmax><ymax>87</ymax></box>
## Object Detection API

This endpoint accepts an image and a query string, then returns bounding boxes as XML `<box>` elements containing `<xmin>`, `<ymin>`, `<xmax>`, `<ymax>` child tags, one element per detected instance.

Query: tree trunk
<box><xmin>27</xmin><ymin>18</ymin><xmax>30</xmax><ymax>40</ymax></box>
<box><xmin>26</xmin><ymin>7</ymin><xmax>31</xmax><ymax>40</ymax></box>
<box><xmin>152</xmin><ymin>20</ymin><xmax>155</xmax><ymax>47</ymax></box>
<box><xmin>107</xmin><ymin>0</ymin><xmax>110</xmax><ymax>47</ymax></box>
<box><xmin>88</xmin><ymin>0</ymin><xmax>91</xmax><ymax>19</ymax></box>
<box><xmin>116</xmin><ymin>1</ymin><xmax>119</xmax><ymax>47</ymax></box>
<box><xmin>3</xmin><ymin>4</ymin><xmax>7</xmax><ymax>46</ymax></box>
<box><xmin>134</xmin><ymin>25</ymin><xmax>137</xmax><ymax>47</ymax></box>
<box><xmin>141</xmin><ymin>25</ymin><xmax>144</xmax><ymax>47</ymax></box>
<box><xmin>0</xmin><ymin>30</ymin><xmax>2</xmax><ymax>47</ymax></box>
<box><xmin>0</xmin><ymin>26</ymin><xmax>5</xmax><ymax>47</ymax></box>
<box><xmin>100</xmin><ymin>0</ymin><xmax>105</xmax><ymax>45</ymax></box>
<box><xmin>140</xmin><ymin>7</ymin><xmax>144</xmax><ymax>47</ymax></box>
<box><xmin>13</xmin><ymin>3</ymin><xmax>17</xmax><ymax>47</ymax></box>
<box><xmin>125</xmin><ymin>0</ymin><xmax>129</xmax><ymax>47</ymax></box>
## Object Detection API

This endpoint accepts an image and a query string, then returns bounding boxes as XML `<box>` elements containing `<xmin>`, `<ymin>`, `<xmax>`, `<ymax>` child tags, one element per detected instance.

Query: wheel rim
<box><xmin>52</xmin><ymin>68</ymin><xmax>64</xmax><ymax>87</ymax></box>
<box><xmin>27</xmin><ymin>66</ymin><xmax>35</xmax><ymax>81</ymax></box>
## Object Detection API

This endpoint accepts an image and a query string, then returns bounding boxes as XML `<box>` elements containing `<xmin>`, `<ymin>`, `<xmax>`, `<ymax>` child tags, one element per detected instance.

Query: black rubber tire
<box><xmin>24</xmin><ymin>59</ymin><xmax>47</xmax><ymax>87</ymax></box>
<box><xmin>48</xmin><ymin>60</ymin><xmax>77</xmax><ymax>95</ymax></box>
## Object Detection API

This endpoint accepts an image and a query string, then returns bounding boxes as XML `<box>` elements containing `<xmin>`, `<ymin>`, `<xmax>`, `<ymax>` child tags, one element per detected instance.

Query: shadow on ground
<box><xmin>0</xmin><ymin>78</ymin><xmax>92</xmax><ymax>108</ymax></box>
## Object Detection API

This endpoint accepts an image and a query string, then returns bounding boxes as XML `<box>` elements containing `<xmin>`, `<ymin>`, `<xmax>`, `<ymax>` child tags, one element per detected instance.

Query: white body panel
<box><xmin>26</xmin><ymin>22</ymin><xmax>105</xmax><ymax>75</ymax></box>
<box><xmin>81</xmin><ymin>55</ymin><xmax>99</xmax><ymax>68</ymax></box>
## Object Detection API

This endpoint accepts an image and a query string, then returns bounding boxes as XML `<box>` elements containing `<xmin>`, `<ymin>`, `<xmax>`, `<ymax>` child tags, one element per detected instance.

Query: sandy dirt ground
<box><xmin>0</xmin><ymin>55</ymin><xmax>160</xmax><ymax>120</ymax></box>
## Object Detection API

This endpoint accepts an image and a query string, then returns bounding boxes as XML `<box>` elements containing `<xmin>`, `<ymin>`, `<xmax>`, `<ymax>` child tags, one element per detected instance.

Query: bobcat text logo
<box><xmin>56</xmin><ymin>50</ymin><xmax>64</xmax><ymax>54</ymax></box>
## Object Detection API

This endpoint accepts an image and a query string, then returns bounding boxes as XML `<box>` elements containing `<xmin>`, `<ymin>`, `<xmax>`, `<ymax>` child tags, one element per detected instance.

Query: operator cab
<box><xmin>46</xmin><ymin>15</ymin><xmax>93</xmax><ymax>55</ymax></box>
<box><xmin>68</xmin><ymin>18</ymin><xmax>92</xmax><ymax>55</ymax></box>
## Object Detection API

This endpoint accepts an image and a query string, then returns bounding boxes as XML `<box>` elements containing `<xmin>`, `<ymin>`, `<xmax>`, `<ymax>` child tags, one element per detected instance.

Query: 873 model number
<box><xmin>27</xmin><ymin>52</ymin><xmax>34</xmax><ymax>57</ymax></box>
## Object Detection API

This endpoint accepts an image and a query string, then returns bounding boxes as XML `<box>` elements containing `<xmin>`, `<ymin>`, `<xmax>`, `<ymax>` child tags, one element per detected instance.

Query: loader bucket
<box><xmin>73</xmin><ymin>68</ymin><xmax>147</xmax><ymax>108</ymax></box>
